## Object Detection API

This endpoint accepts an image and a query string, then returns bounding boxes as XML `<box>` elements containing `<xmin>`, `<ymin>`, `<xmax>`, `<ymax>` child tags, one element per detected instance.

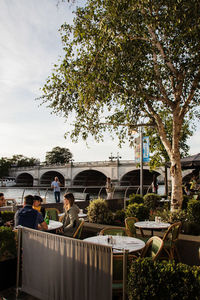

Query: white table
<box><xmin>83</xmin><ymin>235</ymin><xmax>145</xmax><ymax>254</ymax></box>
<box><xmin>135</xmin><ymin>221</ymin><xmax>170</xmax><ymax>236</ymax></box>
<box><xmin>58</xmin><ymin>212</ymin><xmax>87</xmax><ymax>219</ymax></box>
<box><xmin>78</xmin><ymin>213</ymin><xmax>87</xmax><ymax>218</ymax></box>
<box><xmin>47</xmin><ymin>220</ymin><xmax>63</xmax><ymax>231</ymax></box>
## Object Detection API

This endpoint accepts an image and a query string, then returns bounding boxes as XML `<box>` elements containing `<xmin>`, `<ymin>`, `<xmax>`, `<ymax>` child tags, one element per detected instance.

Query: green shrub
<box><xmin>113</xmin><ymin>209</ymin><xmax>125</xmax><ymax>226</ymax></box>
<box><xmin>87</xmin><ymin>198</ymin><xmax>113</xmax><ymax>224</ymax></box>
<box><xmin>150</xmin><ymin>208</ymin><xmax>188</xmax><ymax>223</ymax></box>
<box><xmin>143</xmin><ymin>193</ymin><xmax>161</xmax><ymax>210</ymax></box>
<box><xmin>1</xmin><ymin>211</ymin><xmax>15</xmax><ymax>223</ymax></box>
<box><xmin>127</xmin><ymin>258</ymin><xmax>200</xmax><ymax>300</ymax></box>
<box><xmin>187</xmin><ymin>200</ymin><xmax>200</xmax><ymax>224</ymax></box>
<box><xmin>126</xmin><ymin>203</ymin><xmax>149</xmax><ymax>221</ymax></box>
<box><xmin>0</xmin><ymin>227</ymin><xmax>17</xmax><ymax>262</ymax></box>
<box><xmin>128</xmin><ymin>194</ymin><xmax>144</xmax><ymax>204</ymax></box>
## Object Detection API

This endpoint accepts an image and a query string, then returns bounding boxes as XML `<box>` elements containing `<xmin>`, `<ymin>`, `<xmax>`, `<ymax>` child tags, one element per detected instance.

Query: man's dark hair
<box><xmin>0</xmin><ymin>193</ymin><xmax>4</xmax><ymax>197</ymax></box>
<box><xmin>24</xmin><ymin>195</ymin><xmax>34</xmax><ymax>206</ymax></box>
<box><xmin>33</xmin><ymin>195</ymin><xmax>43</xmax><ymax>202</ymax></box>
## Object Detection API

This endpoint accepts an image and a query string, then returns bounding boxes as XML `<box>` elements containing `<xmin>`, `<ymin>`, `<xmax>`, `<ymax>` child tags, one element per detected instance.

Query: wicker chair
<box><xmin>99</xmin><ymin>227</ymin><xmax>127</xmax><ymax>236</ymax></box>
<box><xmin>73</xmin><ymin>219</ymin><xmax>84</xmax><ymax>239</ymax></box>
<box><xmin>140</xmin><ymin>236</ymin><xmax>164</xmax><ymax>261</ymax></box>
<box><xmin>45</xmin><ymin>208</ymin><xmax>60</xmax><ymax>221</ymax></box>
<box><xmin>112</xmin><ymin>254</ymin><xmax>137</xmax><ymax>298</ymax></box>
<box><xmin>162</xmin><ymin>221</ymin><xmax>182</xmax><ymax>261</ymax></box>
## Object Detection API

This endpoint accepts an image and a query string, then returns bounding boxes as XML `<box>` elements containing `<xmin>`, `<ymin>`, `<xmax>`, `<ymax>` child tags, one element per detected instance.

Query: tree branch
<box><xmin>146</xmin><ymin>101</ymin><xmax>172</xmax><ymax>156</ymax></box>
<box><xmin>152</xmin><ymin>51</ymin><xmax>175</xmax><ymax>108</ymax></box>
<box><xmin>179</xmin><ymin>69</ymin><xmax>200</xmax><ymax>119</ymax></box>
<box><xmin>147</xmin><ymin>26</ymin><xmax>178</xmax><ymax>76</ymax></box>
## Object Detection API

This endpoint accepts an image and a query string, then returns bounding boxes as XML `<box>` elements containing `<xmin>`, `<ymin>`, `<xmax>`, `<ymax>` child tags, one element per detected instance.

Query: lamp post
<box><xmin>140</xmin><ymin>127</ymin><xmax>144</xmax><ymax>196</ymax></box>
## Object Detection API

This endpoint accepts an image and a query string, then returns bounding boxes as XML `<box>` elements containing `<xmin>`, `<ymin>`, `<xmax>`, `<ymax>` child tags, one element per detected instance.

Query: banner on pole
<box><xmin>134</xmin><ymin>136</ymin><xmax>150</xmax><ymax>163</ymax></box>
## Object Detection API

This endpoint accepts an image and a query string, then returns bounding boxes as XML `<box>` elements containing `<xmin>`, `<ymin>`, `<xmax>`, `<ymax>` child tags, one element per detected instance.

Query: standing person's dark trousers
<box><xmin>54</xmin><ymin>191</ymin><xmax>60</xmax><ymax>203</ymax></box>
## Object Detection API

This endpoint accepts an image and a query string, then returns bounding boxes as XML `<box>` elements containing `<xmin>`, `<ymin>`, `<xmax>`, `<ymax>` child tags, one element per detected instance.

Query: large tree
<box><xmin>41</xmin><ymin>0</ymin><xmax>200</xmax><ymax>210</ymax></box>
<box><xmin>45</xmin><ymin>146</ymin><xmax>73</xmax><ymax>165</ymax></box>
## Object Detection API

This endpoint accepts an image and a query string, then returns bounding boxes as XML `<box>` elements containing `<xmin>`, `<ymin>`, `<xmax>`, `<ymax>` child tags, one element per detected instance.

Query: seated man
<box><xmin>0</xmin><ymin>192</ymin><xmax>13</xmax><ymax>227</ymax></box>
<box><xmin>0</xmin><ymin>192</ymin><xmax>6</xmax><ymax>207</ymax></box>
<box><xmin>15</xmin><ymin>195</ymin><xmax>48</xmax><ymax>230</ymax></box>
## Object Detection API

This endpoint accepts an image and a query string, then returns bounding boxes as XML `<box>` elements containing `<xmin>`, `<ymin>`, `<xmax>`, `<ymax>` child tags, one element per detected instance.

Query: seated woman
<box><xmin>33</xmin><ymin>195</ymin><xmax>46</xmax><ymax>218</ymax></box>
<box><xmin>61</xmin><ymin>192</ymin><xmax>80</xmax><ymax>237</ymax></box>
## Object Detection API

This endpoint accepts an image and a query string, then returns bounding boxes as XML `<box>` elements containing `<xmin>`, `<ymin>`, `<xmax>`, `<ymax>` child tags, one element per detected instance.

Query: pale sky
<box><xmin>0</xmin><ymin>0</ymin><xmax>199</xmax><ymax>163</ymax></box>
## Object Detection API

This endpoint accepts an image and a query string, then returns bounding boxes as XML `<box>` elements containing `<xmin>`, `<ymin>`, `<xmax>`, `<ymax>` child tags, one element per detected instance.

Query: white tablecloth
<box><xmin>134</xmin><ymin>221</ymin><xmax>170</xmax><ymax>230</ymax></box>
<box><xmin>83</xmin><ymin>235</ymin><xmax>145</xmax><ymax>253</ymax></box>
<box><xmin>47</xmin><ymin>220</ymin><xmax>63</xmax><ymax>231</ymax></box>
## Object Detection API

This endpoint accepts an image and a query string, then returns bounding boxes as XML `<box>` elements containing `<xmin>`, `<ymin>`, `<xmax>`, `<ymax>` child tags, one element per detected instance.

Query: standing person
<box><xmin>60</xmin><ymin>192</ymin><xmax>80</xmax><ymax>237</ymax></box>
<box><xmin>14</xmin><ymin>195</ymin><xmax>48</xmax><ymax>230</ymax></box>
<box><xmin>106</xmin><ymin>177</ymin><xmax>114</xmax><ymax>199</ymax></box>
<box><xmin>51</xmin><ymin>176</ymin><xmax>61</xmax><ymax>203</ymax></box>
<box><xmin>152</xmin><ymin>175</ymin><xmax>158</xmax><ymax>194</ymax></box>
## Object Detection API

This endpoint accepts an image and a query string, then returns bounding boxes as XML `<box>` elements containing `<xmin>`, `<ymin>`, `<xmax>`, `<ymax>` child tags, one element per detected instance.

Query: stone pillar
<box><xmin>33</xmin><ymin>178</ymin><xmax>39</xmax><ymax>186</ymax></box>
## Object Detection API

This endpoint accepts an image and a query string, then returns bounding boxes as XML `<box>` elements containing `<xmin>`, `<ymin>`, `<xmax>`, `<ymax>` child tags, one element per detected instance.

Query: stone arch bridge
<box><xmin>9</xmin><ymin>160</ymin><xmax>166</xmax><ymax>189</ymax></box>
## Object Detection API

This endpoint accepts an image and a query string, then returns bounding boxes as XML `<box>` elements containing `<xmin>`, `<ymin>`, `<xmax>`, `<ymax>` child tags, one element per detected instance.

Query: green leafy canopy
<box><xmin>41</xmin><ymin>0</ymin><xmax>200</xmax><ymax>155</ymax></box>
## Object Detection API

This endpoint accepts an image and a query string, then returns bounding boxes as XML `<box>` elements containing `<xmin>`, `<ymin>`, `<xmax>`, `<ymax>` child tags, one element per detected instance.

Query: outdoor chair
<box><xmin>99</xmin><ymin>227</ymin><xmax>127</xmax><ymax>236</ymax></box>
<box><xmin>140</xmin><ymin>236</ymin><xmax>164</xmax><ymax>261</ymax></box>
<box><xmin>125</xmin><ymin>217</ymin><xmax>146</xmax><ymax>237</ymax></box>
<box><xmin>45</xmin><ymin>208</ymin><xmax>60</xmax><ymax>221</ymax></box>
<box><xmin>125</xmin><ymin>217</ymin><xmax>148</xmax><ymax>245</ymax></box>
<box><xmin>112</xmin><ymin>254</ymin><xmax>137</xmax><ymax>299</ymax></box>
<box><xmin>162</xmin><ymin>221</ymin><xmax>182</xmax><ymax>261</ymax></box>
<box><xmin>73</xmin><ymin>219</ymin><xmax>84</xmax><ymax>239</ymax></box>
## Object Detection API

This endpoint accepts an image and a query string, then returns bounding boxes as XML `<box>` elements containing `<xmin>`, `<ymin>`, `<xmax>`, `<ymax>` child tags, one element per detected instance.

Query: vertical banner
<box><xmin>134</xmin><ymin>136</ymin><xmax>150</xmax><ymax>162</ymax></box>
<box><xmin>143</xmin><ymin>136</ymin><xmax>150</xmax><ymax>162</ymax></box>
<box><xmin>134</xmin><ymin>137</ymin><xmax>140</xmax><ymax>162</ymax></box>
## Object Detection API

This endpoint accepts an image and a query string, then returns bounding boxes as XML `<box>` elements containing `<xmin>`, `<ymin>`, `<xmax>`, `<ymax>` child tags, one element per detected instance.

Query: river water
<box><xmin>1</xmin><ymin>184</ymin><xmax>165</xmax><ymax>204</ymax></box>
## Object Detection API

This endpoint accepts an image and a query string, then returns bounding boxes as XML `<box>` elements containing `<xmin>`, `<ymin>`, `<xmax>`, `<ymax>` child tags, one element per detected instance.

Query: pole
<box><xmin>122</xmin><ymin>249</ymin><xmax>128</xmax><ymax>300</ymax></box>
<box><xmin>140</xmin><ymin>127</ymin><xmax>143</xmax><ymax>196</ymax></box>
<box><xmin>164</xmin><ymin>164</ymin><xmax>168</xmax><ymax>197</ymax></box>
<box><xmin>16</xmin><ymin>228</ymin><xmax>22</xmax><ymax>298</ymax></box>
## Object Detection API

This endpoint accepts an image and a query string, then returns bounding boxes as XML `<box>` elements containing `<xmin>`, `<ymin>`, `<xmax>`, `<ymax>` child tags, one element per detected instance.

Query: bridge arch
<box><xmin>40</xmin><ymin>171</ymin><xmax>65</xmax><ymax>186</ymax></box>
<box><xmin>120</xmin><ymin>169</ymin><xmax>161</xmax><ymax>187</ymax></box>
<box><xmin>73</xmin><ymin>170</ymin><xmax>107</xmax><ymax>186</ymax></box>
<box><xmin>16</xmin><ymin>173</ymin><xmax>34</xmax><ymax>187</ymax></box>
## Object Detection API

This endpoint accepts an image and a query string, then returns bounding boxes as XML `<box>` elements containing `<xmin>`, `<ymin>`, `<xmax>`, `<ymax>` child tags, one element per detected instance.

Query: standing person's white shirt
<box><xmin>51</xmin><ymin>177</ymin><xmax>61</xmax><ymax>203</ymax></box>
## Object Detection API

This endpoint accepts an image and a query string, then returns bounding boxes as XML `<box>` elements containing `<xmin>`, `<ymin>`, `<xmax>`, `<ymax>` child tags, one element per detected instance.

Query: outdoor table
<box><xmin>83</xmin><ymin>235</ymin><xmax>145</xmax><ymax>254</ymax></box>
<box><xmin>58</xmin><ymin>212</ymin><xmax>87</xmax><ymax>219</ymax></box>
<box><xmin>134</xmin><ymin>221</ymin><xmax>170</xmax><ymax>236</ymax></box>
<box><xmin>47</xmin><ymin>220</ymin><xmax>63</xmax><ymax>231</ymax></box>
<box><xmin>78</xmin><ymin>212</ymin><xmax>87</xmax><ymax>218</ymax></box>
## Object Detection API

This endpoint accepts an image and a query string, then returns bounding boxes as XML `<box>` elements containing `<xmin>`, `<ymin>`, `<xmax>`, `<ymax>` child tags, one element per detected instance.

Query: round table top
<box><xmin>47</xmin><ymin>220</ymin><xmax>63</xmax><ymax>231</ymax></box>
<box><xmin>83</xmin><ymin>235</ymin><xmax>145</xmax><ymax>254</ymax></box>
<box><xmin>58</xmin><ymin>212</ymin><xmax>87</xmax><ymax>218</ymax></box>
<box><xmin>134</xmin><ymin>221</ymin><xmax>170</xmax><ymax>230</ymax></box>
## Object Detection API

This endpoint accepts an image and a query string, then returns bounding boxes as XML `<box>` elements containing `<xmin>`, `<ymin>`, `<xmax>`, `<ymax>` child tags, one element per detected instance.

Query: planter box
<box><xmin>0</xmin><ymin>258</ymin><xmax>17</xmax><ymax>291</ymax></box>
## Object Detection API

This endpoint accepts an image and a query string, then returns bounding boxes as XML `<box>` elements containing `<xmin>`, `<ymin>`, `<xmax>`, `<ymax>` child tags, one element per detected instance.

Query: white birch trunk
<box><xmin>169</xmin><ymin>109</ymin><xmax>183</xmax><ymax>211</ymax></box>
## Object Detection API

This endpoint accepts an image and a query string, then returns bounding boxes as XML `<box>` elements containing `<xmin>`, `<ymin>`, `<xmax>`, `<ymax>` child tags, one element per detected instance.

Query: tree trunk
<box><xmin>170</xmin><ymin>150</ymin><xmax>183</xmax><ymax>211</ymax></box>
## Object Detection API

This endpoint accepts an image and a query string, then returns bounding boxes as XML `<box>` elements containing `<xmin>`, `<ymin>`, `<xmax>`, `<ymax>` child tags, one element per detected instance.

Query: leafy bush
<box><xmin>113</xmin><ymin>209</ymin><xmax>125</xmax><ymax>226</ymax></box>
<box><xmin>0</xmin><ymin>227</ymin><xmax>17</xmax><ymax>262</ymax></box>
<box><xmin>128</xmin><ymin>194</ymin><xmax>144</xmax><ymax>204</ymax></box>
<box><xmin>187</xmin><ymin>200</ymin><xmax>200</xmax><ymax>224</ymax></box>
<box><xmin>143</xmin><ymin>193</ymin><xmax>161</xmax><ymax>210</ymax></box>
<box><xmin>150</xmin><ymin>208</ymin><xmax>188</xmax><ymax>224</ymax></box>
<box><xmin>127</xmin><ymin>258</ymin><xmax>200</xmax><ymax>300</ymax></box>
<box><xmin>87</xmin><ymin>198</ymin><xmax>113</xmax><ymax>224</ymax></box>
<box><xmin>126</xmin><ymin>203</ymin><xmax>149</xmax><ymax>221</ymax></box>
<box><xmin>0</xmin><ymin>211</ymin><xmax>15</xmax><ymax>223</ymax></box>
